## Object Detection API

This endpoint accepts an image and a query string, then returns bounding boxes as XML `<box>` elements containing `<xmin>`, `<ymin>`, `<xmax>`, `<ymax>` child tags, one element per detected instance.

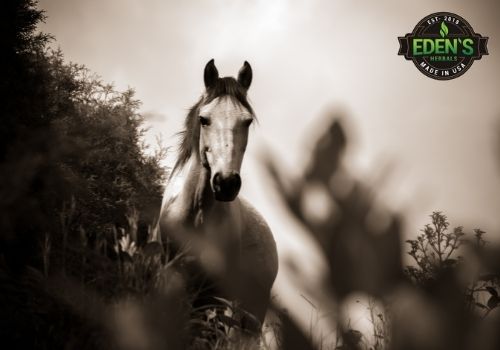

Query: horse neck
<box><xmin>160</xmin><ymin>153</ymin><xmax>242</xmax><ymax>256</ymax></box>
<box><xmin>165</xmin><ymin>154</ymin><xmax>215</xmax><ymax>227</ymax></box>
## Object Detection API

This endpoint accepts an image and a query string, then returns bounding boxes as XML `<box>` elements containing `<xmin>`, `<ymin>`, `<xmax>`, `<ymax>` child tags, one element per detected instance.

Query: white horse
<box><xmin>159</xmin><ymin>60</ymin><xmax>278</xmax><ymax>331</ymax></box>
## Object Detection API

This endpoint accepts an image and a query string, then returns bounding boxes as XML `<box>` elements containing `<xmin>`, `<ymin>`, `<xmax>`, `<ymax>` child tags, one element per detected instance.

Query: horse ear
<box><xmin>204</xmin><ymin>59</ymin><xmax>219</xmax><ymax>89</ymax></box>
<box><xmin>237</xmin><ymin>61</ymin><xmax>252</xmax><ymax>90</ymax></box>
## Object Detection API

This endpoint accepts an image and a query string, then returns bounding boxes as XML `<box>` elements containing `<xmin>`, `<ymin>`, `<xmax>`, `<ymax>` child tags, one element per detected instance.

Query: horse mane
<box><xmin>173</xmin><ymin>77</ymin><xmax>254</xmax><ymax>172</ymax></box>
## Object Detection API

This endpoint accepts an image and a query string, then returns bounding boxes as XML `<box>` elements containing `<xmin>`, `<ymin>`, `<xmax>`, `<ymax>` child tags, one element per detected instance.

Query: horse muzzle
<box><xmin>212</xmin><ymin>171</ymin><xmax>241</xmax><ymax>202</ymax></box>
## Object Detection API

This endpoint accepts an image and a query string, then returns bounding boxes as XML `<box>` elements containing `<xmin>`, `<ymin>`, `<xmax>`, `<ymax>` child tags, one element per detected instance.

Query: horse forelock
<box><xmin>173</xmin><ymin>77</ymin><xmax>254</xmax><ymax>173</ymax></box>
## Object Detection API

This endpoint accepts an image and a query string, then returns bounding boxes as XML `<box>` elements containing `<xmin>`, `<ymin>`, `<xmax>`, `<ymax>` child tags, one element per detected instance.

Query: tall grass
<box><xmin>23</xmin><ymin>203</ymin><xmax>276</xmax><ymax>349</ymax></box>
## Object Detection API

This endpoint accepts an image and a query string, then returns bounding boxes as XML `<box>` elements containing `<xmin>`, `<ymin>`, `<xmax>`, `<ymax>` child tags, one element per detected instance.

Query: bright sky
<box><xmin>39</xmin><ymin>0</ymin><xmax>500</xmax><ymax>340</ymax></box>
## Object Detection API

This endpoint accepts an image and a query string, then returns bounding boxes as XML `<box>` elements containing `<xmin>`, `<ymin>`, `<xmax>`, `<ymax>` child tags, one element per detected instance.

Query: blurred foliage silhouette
<box><xmin>2</xmin><ymin>1</ymin><xmax>500</xmax><ymax>350</ymax></box>
<box><xmin>264</xmin><ymin>113</ymin><xmax>500</xmax><ymax>350</ymax></box>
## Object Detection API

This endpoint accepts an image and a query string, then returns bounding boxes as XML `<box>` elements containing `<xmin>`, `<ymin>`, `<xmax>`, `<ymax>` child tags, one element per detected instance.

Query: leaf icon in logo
<box><xmin>440</xmin><ymin>21</ymin><xmax>449</xmax><ymax>38</ymax></box>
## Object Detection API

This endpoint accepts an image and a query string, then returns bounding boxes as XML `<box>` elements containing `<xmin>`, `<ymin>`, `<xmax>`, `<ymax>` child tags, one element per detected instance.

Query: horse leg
<box><xmin>238</xmin><ymin>285</ymin><xmax>271</xmax><ymax>333</ymax></box>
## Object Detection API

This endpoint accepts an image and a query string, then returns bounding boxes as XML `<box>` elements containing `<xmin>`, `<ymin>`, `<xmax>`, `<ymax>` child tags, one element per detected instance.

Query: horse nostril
<box><xmin>213</xmin><ymin>172</ymin><xmax>223</xmax><ymax>192</ymax></box>
<box><xmin>229</xmin><ymin>173</ymin><xmax>241</xmax><ymax>192</ymax></box>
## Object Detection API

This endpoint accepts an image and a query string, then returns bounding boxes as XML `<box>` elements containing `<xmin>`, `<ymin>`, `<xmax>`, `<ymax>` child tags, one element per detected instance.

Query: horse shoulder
<box><xmin>238</xmin><ymin>198</ymin><xmax>279</xmax><ymax>288</ymax></box>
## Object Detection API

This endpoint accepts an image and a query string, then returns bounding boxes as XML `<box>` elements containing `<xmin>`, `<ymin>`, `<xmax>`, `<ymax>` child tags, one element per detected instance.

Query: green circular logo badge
<box><xmin>398</xmin><ymin>12</ymin><xmax>488</xmax><ymax>80</ymax></box>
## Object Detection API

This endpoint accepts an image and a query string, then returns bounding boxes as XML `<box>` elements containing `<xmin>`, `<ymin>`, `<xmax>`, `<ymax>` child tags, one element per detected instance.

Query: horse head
<box><xmin>198</xmin><ymin>59</ymin><xmax>254</xmax><ymax>201</ymax></box>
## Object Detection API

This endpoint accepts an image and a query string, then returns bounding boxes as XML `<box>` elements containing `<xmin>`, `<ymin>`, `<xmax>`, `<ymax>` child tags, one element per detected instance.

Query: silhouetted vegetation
<box><xmin>264</xmin><ymin>116</ymin><xmax>500</xmax><ymax>350</ymax></box>
<box><xmin>1</xmin><ymin>1</ymin><xmax>500</xmax><ymax>350</ymax></box>
<box><xmin>0</xmin><ymin>1</ymin><xmax>167</xmax><ymax>347</ymax></box>
<box><xmin>0</xmin><ymin>0</ymin><xmax>165</xmax><ymax>270</ymax></box>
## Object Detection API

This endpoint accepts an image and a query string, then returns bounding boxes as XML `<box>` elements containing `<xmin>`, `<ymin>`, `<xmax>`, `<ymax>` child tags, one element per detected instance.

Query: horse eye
<box><xmin>199</xmin><ymin>116</ymin><xmax>210</xmax><ymax>126</ymax></box>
